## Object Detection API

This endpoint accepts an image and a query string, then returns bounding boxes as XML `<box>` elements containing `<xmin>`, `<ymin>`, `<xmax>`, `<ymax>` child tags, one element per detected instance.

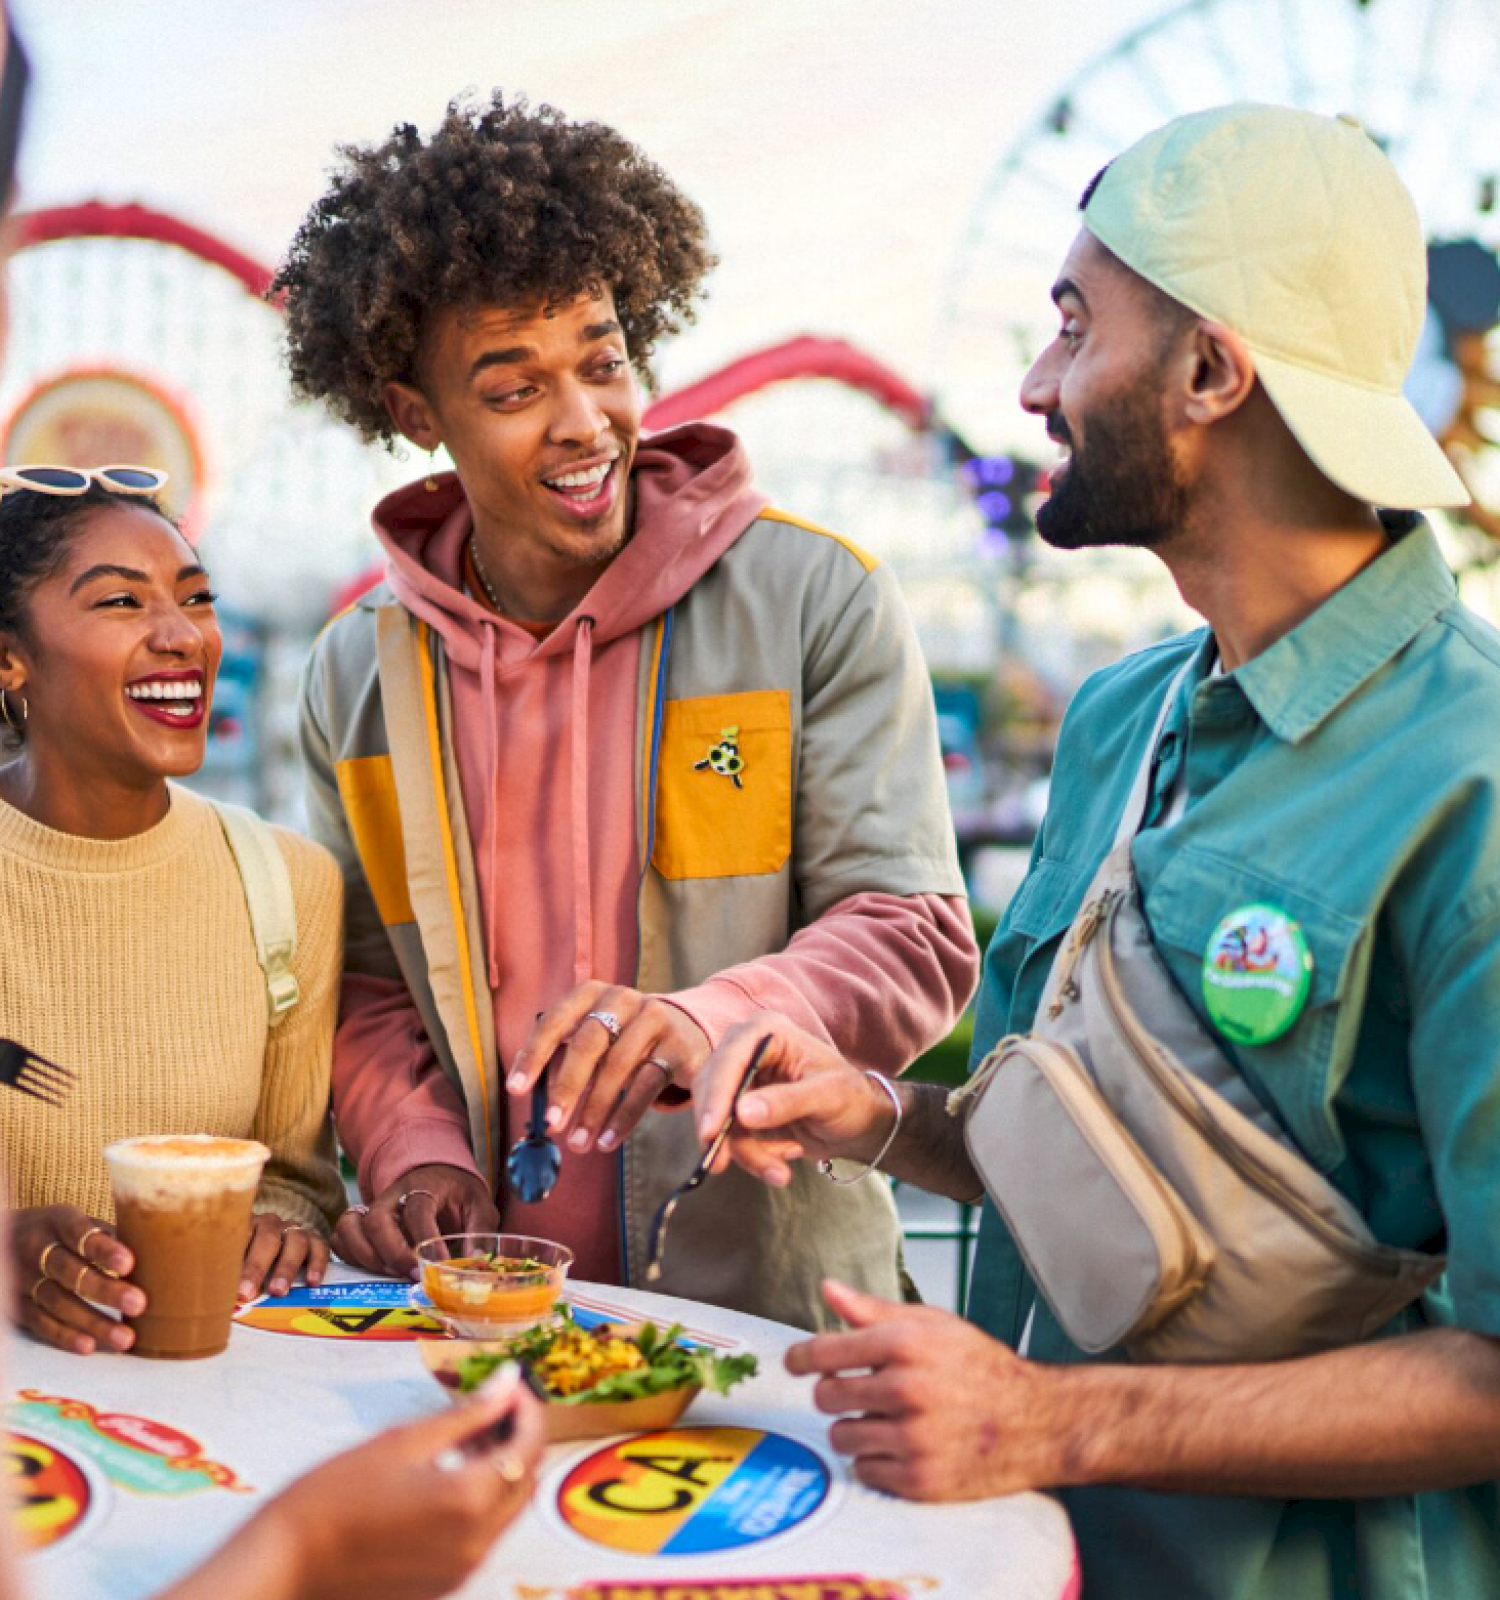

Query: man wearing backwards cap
<box><xmin>691</xmin><ymin>104</ymin><xmax>1500</xmax><ymax>1597</ymax></box>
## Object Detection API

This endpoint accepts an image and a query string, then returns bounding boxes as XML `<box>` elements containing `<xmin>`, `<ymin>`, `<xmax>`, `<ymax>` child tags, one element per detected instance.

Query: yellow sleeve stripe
<box><xmin>759</xmin><ymin>507</ymin><xmax>879</xmax><ymax>574</ymax></box>
<box><xmin>415</xmin><ymin>621</ymin><xmax>493</xmax><ymax>1168</ymax></box>
<box><xmin>639</xmin><ymin>614</ymin><xmax>669</xmax><ymax>872</ymax></box>
<box><xmin>335</xmin><ymin>755</ymin><xmax>416</xmax><ymax>926</ymax></box>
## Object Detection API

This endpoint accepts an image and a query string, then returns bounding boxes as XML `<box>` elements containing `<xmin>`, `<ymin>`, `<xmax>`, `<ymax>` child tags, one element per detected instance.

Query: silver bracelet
<box><xmin>817</xmin><ymin>1072</ymin><xmax>904</xmax><ymax>1186</ymax></box>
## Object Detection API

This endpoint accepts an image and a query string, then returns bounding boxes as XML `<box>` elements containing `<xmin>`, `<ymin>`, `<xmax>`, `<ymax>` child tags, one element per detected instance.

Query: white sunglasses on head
<box><xmin>0</xmin><ymin>464</ymin><xmax>169</xmax><ymax>499</ymax></box>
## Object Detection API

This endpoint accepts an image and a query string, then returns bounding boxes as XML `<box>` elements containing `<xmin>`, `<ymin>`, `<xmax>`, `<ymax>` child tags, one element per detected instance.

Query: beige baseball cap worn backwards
<box><xmin>1083</xmin><ymin>102</ymin><xmax>1471</xmax><ymax>512</ymax></box>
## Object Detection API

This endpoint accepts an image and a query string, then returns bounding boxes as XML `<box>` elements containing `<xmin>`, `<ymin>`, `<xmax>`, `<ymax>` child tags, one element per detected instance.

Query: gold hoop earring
<box><xmin>424</xmin><ymin>450</ymin><xmax>440</xmax><ymax>493</ymax></box>
<box><xmin>0</xmin><ymin>688</ymin><xmax>27</xmax><ymax>733</ymax></box>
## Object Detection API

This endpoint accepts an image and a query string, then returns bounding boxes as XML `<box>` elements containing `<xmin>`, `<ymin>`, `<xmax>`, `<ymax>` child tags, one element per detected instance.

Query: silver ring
<box><xmin>432</xmin><ymin>1447</ymin><xmax>466</xmax><ymax>1475</ymax></box>
<box><xmin>585</xmin><ymin>1010</ymin><xmax>622</xmax><ymax>1043</ymax></box>
<box><xmin>344</xmin><ymin>1204</ymin><xmax>370</xmax><ymax>1218</ymax></box>
<box><xmin>280</xmin><ymin>1223</ymin><xmax>309</xmax><ymax>1239</ymax></box>
<box><xmin>641</xmin><ymin>1055</ymin><xmax>673</xmax><ymax>1084</ymax></box>
<box><xmin>397</xmin><ymin>1189</ymin><xmax>437</xmax><ymax>1212</ymax></box>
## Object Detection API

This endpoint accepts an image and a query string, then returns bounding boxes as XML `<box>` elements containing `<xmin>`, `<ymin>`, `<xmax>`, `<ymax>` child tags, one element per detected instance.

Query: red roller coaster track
<box><xmin>13</xmin><ymin>200</ymin><xmax>934</xmax><ymax>431</ymax></box>
<box><xmin>641</xmin><ymin>332</ymin><xmax>929</xmax><ymax>432</ymax></box>
<box><xmin>16</xmin><ymin>200</ymin><xmax>280</xmax><ymax>302</ymax></box>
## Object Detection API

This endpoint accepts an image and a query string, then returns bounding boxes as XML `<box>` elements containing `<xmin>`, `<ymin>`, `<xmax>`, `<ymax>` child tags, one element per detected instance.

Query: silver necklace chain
<box><xmin>468</xmin><ymin>536</ymin><xmax>509</xmax><ymax>616</ymax></box>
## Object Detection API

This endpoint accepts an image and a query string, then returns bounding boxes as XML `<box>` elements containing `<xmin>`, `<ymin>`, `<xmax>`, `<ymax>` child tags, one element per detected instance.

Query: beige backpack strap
<box><xmin>210</xmin><ymin>800</ymin><xmax>301</xmax><ymax>1026</ymax></box>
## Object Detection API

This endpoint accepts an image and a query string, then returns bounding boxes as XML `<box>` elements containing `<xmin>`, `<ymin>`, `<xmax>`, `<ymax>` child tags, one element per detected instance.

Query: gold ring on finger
<box><xmin>37</xmin><ymin>1240</ymin><xmax>62</xmax><ymax>1281</ymax></box>
<box><xmin>491</xmin><ymin>1451</ymin><xmax>527</xmax><ymax>1484</ymax></box>
<box><xmin>72</xmin><ymin>1258</ymin><xmax>90</xmax><ymax>1296</ymax></box>
<box><xmin>28</xmin><ymin>1277</ymin><xmax>46</xmax><ymax>1306</ymax></box>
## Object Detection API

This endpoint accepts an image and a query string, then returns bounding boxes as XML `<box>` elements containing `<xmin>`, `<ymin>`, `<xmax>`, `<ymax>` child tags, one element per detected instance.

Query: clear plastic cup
<box><xmin>415</xmin><ymin>1232</ymin><xmax>572</xmax><ymax>1338</ymax></box>
<box><xmin>103</xmin><ymin>1135</ymin><xmax>269</xmax><ymax>1359</ymax></box>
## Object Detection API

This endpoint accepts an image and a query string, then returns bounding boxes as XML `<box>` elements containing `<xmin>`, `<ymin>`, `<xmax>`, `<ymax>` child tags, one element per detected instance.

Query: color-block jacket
<box><xmin>301</xmin><ymin>431</ymin><xmax>975</xmax><ymax>1330</ymax></box>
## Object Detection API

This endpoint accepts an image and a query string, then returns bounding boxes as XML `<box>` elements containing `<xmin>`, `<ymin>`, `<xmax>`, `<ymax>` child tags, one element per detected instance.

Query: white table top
<box><xmin>9</xmin><ymin>1266</ymin><xmax>1077</xmax><ymax>1600</ymax></box>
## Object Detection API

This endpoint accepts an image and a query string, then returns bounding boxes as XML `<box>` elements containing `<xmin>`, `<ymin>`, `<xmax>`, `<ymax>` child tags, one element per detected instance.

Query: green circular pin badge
<box><xmin>1201</xmin><ymin>902</ymin><xmax>1313</xmax><ymax>1045</ymax></box>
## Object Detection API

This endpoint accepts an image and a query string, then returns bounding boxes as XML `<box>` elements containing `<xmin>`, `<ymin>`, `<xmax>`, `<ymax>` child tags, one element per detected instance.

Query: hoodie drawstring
<box><xmin>571</xmin><ymin>616</ymin><xmax>596</xmax><ymax>987</ymax></box>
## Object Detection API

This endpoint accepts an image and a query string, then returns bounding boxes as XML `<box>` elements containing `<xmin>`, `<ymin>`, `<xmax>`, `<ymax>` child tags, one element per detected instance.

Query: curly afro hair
<box><xmin>272</xmin><ymin>92</ymin><xmax>716</xmax><ymax>448</ymax></box>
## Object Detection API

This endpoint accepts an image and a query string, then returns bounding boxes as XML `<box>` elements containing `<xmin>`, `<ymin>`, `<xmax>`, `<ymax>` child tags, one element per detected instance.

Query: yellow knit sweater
<box><xmin>0</xmin><ymin>784</ymin><xmax>345</xmax><ymax>1234</ymax></box>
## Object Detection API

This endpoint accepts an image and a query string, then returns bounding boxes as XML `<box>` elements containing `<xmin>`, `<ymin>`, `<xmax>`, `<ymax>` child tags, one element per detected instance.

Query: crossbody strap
<box><xmin>1107</xmin><ymin>651</ymin><xmax>1294</xmax><ymax>1139</ymax></box>
<box><xmin>1113</xmin><ymin>653</ymin><xmax>1201</xmax><ymax>849</ymax></box>
<box><xmin>210</xmin><ymin>800</ymin><xmax>301</xmax><ymax>1027</ymax></box>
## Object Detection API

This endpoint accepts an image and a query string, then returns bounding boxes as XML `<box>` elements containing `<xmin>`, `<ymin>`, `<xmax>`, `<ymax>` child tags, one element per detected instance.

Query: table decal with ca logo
<box><xmin>235</xmin><ymin>1279</ymin><xmax>444</xmax><ymax>1340</ymax></box>
<box><xmin>558</xmin><ymin>1426</ymin><xmax>831</xmax><ymax>1556</ymax></box>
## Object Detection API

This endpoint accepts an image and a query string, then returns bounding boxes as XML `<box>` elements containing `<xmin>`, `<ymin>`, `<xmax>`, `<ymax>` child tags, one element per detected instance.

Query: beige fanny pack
<box><xmin>951</xmin><ymin>663</ymin><xmax>1444</xmax><ymax>1362</ymax></box>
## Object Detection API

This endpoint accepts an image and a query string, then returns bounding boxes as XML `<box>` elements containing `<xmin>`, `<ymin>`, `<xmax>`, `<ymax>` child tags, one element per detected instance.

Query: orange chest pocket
<box><xmin>652</xmin><ymin>690</ymin><xmax>792</xmax><ymax>880</ymax></box>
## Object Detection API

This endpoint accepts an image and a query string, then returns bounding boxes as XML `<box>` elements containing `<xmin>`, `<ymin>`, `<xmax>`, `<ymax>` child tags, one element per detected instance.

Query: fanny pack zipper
<box><xmin>1045</xmin><ymin>892</ymin><xmax>1111</xmax><ymax>1018</ymax></box>
<box><xmin>1086</xmin><ymin>896</ymin><xmax>1399</xmax><ymax>1276</ymax></box>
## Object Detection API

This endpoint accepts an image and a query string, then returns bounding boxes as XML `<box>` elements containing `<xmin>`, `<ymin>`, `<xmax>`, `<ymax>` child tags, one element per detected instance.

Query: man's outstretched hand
<box><xmin>788</xmin><ymin>1279</ymin><xmax>1079</xmax><ymax>1501</ymax></box>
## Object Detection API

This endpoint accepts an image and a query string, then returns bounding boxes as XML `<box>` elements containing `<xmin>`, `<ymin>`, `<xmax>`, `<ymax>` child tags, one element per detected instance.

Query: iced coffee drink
<box><xmin>103</xmin><ymin>1135</ymin><xmax>269</xmax><ymax>1360</ymax></box>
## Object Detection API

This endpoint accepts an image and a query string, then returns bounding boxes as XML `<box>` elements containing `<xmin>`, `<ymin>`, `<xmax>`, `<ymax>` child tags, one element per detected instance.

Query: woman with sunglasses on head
<box><xmin>0</xmin><ymin>25</ymin><xmax>545</xmax><ymax>1600</ymax></box>
<box><xmin>0</xmin><ymin>467</ymin><xmax>346</xmax><ymax>1354</ymax></box>
<box><xmin>0</xmin><ymin>465</ymin><xmax>548</xmax><ymax>1600</ymax></box>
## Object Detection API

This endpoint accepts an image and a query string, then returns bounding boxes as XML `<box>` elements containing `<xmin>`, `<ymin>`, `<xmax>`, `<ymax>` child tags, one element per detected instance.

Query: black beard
<box><xmin>1035</xmin><ymin>382</ymin><xmax>1188</xmax><ymax>551</ymax></box>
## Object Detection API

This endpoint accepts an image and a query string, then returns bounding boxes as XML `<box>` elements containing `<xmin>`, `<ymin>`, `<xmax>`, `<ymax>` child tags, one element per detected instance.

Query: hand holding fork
<box><xmin>687</xmin><ymin>1015</ymin><xmax>904</xmax><ymax>1193</ymax></box>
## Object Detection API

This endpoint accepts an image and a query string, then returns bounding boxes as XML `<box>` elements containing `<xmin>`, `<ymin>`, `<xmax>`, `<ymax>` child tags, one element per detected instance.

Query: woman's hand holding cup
<box><xmin>8</xmin><ymin>1203</ymin><xmax>143</xmax><ymax>1354</ymax></box>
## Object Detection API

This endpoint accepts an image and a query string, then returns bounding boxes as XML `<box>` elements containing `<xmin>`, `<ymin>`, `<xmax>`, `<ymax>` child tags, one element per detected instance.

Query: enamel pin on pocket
<box><xmin>1201</xmin><ymin>902</ymin><xmax>1313</xmax><ymax>1046</ymax></box>
<box><xmin>694</xmin><ymin>725</ymin><xmax>746</xmax><ymax>789</ymax></box>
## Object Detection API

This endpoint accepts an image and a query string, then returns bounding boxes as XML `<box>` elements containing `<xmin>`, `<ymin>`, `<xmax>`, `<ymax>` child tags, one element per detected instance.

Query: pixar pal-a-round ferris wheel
<box><xmin>936</xmin><ymin>0</ymin><xmax>1500</xmax><ymax>571</ymax></box>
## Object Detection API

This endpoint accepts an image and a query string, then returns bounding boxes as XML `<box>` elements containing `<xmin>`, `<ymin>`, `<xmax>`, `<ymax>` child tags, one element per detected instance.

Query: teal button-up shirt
<box><xmin>970</xmin><ymin>519</ymin><xmax>1500</xmax><ymax>1600</ymax></box>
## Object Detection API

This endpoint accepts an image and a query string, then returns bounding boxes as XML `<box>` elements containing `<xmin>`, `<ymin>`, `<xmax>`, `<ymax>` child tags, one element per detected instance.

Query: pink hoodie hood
<box><xmin>373</xmin><ymin>421</ymin><xmax>767</xmax><ymax>669</ymax></box>
<box><xmin>370</xmin><ymin>419</ymin><xmax>769</xmax><ymax>1010</ymax></box>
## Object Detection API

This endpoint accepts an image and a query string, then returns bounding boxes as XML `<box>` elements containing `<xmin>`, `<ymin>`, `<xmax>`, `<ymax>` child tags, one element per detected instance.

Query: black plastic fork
<box><xmin>644</xmin><ymin>1034</ymin><xmax>772</xmax><ymax>1283</ymax></box>
<box><xmin>0</xmin><ymin>1038</ymin><xmax>73</xmax><ymax>1107</ymax></box>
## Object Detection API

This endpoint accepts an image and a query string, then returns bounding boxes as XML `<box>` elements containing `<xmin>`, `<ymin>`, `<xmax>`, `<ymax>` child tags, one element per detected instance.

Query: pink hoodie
<box><xmin>334</xmin><ymin>424</ymin><xmax>979</xmax><ymax>1282</ymax></box>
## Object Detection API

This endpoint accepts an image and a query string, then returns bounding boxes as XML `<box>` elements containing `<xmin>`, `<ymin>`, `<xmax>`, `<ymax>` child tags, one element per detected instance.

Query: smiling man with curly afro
<box><xmin>288</xmin><ymin>92</ymin><xmax>978</xmax><ymax>1334</ymax></box>
<box><xmin>274</xmin><ymin>93</ymin><xmax>713</xmax><ymax>445</ymax></box>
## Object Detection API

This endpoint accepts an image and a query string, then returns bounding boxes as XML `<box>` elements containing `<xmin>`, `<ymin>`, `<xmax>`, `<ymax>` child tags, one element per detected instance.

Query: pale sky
<box><xmin>21</xmin><ymin>1</ymin><xmax>1500</xmax><ymax>813</ymax></box>
<box><xmin>12</xmin><ymin>0</ymin><xmax>1167</xmax><ymax>398</ymax></box>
